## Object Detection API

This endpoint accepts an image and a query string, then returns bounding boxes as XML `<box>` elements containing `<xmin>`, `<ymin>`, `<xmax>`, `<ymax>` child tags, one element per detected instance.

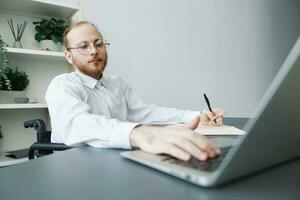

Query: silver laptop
<box><xmin>121</xmin><ymin>36</ymin><xmax>300</xmax><ymax>187</ymax></box>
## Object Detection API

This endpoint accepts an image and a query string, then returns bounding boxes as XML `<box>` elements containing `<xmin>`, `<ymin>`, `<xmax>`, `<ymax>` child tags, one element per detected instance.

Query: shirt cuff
<box><xmin>86</xmin><ymin>121</ymin><xmax>140</xmax><ymax>149</ymax></box>
<box><xmin>110</xmin><ymin>121</ymin><xmax>140</xmax><ymax>149</ymax></box>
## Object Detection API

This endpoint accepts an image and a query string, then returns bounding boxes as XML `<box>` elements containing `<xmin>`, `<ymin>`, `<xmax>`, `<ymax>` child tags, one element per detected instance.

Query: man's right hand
<box><xmin>129</xmin><ymin>116</ymin><xmax>221</xmax><ymax>161</ymax></box>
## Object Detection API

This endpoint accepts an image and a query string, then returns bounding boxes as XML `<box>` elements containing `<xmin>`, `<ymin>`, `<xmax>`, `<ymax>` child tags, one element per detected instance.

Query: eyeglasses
<box><xmin>67</xmin><ymin>39</ymin><xmax>110</xmax><ymax>55</ymax></box>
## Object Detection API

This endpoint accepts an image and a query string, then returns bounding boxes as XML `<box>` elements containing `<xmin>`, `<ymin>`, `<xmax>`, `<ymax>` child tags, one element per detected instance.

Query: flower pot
<box><xmin>0</xmin><ymin>90</ymin><xmax>26</xmax><ymax>104</ymax></box>
<box><xmin>13</xmin><ymin>41</ymin><xmax>23</xmax><ymax>48</ymax></box>
<box><xmin>40</xmin><ymin>40</ymin><xmax>61</xmax><ymax>51</ymax></box>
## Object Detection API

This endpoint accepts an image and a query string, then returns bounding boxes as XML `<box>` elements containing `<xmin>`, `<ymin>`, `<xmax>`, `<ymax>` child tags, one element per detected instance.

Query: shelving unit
<box><xmin>0</xmin><ymin>0</ymin><xmax>82</xmax><ymax>157</ymax></box>
<box><xmin>0</xmin><ymin>0</ymin><xmax>79</xmax><ymax>19</ymax></box>
<box><xmin>0</xmin><ymin>103</ymin><xmax>48</xmax><ymax>109</ymax></box>
<box><xmin>5</xmin><ymin>47</ymin><xmax>65</xmax><ymax>61</ymax></box>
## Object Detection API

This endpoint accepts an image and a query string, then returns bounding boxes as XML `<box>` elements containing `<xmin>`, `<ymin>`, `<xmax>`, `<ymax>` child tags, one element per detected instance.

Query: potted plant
<box><xmin>33</xmin><ymin>18</ymin><xmax>68</xmax><ymax>51</ymax></box>
<box><xmin>0</xmin><ymin>35</ymin><xmax>12</xmax><ymax>91</ymax></box>
<box><xmin>0</xmin><ymin>35</ymin><xmax>30</xmax><ymax>103</ymax></box>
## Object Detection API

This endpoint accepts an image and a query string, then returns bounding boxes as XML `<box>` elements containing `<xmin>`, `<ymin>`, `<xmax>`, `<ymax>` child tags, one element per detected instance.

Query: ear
<box><xmin>64</xmin><ymin>50</ymin><xmax>73</xmax><ymax>65</ymax></box>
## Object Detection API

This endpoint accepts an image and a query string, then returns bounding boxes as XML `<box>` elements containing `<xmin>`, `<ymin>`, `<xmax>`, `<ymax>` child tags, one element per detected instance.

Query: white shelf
<box><xmin>0</xmin><ymin>154</ymin><xmax>28</xmax><ymax>167</ymax></box>
<box><xmin>0</xmin><ymin>103</ymin><xmax>48</xmax><ymax>109</ymax></box>
<box><xmin>0</xmin><ymin>0</ymin><xmax>79</xmax><ymax>19</ymax></box>
<box><xmin>5</xmin><ymin>47</ymin><xmax>66</xmax><ymax>61</ymax></box>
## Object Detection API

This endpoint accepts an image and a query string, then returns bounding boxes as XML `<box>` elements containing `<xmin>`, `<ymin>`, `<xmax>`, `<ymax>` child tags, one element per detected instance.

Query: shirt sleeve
<box><xmin>45</xmin><ymin>76</ymin><xmax>139</xmax><ymax>149</ymax></box>
<box><xmin>122</xmin><ymin>79</ymin><xmax>200</xmax><ymax>125</ymax></box>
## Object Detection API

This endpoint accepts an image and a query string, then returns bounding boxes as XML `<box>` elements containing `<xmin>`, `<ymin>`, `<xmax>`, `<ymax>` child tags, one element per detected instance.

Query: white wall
<box><xmin>84</xmin><ymin>0</ymin><xmax>300</xmax><ymax>117</ymax></box>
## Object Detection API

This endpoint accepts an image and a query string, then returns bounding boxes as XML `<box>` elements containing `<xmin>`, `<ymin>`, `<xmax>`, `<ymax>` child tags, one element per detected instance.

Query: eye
<box><xmin>78</xmin><ymin>45</ymin><xmax>89</xmax><ymax>50</ymax></box>
<box><xmin>95</xmin><ymin>42</ymin><xmax>103</xmax><ymax>48</ymax></box>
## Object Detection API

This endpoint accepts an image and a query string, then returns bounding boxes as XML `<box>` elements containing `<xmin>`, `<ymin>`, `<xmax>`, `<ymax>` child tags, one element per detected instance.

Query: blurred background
<box><xmin>84</xmin><ymin>0</ymin><xmax>300</xmax><ymax>117</ymax></box>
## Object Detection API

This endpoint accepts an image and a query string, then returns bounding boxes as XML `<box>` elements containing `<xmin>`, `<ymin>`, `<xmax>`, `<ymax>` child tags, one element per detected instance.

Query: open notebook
<box><xmin>195</xmin><ymin>125</ymin><xmax>246</xmax><ymax>136</ymax></box>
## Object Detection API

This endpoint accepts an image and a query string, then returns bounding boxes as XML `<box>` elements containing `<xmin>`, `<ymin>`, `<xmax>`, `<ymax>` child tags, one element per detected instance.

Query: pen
<box><xmin>203</xmin><ymin>93</ymin><xmax>217</xmax><ymax>124</ymax></box>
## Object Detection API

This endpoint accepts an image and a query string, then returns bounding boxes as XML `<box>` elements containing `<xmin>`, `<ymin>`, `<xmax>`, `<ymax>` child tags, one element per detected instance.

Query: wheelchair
<box><xmin>24</xmin><ymin>119</ymin><xmax>71</xmax><ymax>159</ymax></box>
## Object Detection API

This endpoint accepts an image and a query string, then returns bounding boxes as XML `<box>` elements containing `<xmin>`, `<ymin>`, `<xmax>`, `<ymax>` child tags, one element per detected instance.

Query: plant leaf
<box><xmin>35</xmin><ymin>32</ymin><xmax>46</xmax><ymax>42</ymax></box>
<box><xmin>51</xmin><ymin>35</ymin><xmax>60</xmax><ymax>44</ymax></box>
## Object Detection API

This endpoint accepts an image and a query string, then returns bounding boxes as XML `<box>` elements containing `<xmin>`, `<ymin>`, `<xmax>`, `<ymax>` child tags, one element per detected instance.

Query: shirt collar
<box><xmin>75</xmin><ymin>70</ymin><xmax>107</xmax><ymax>89</ymax></box>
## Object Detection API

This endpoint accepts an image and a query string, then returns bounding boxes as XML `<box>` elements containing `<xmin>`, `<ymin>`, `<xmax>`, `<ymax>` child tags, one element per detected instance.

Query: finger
<box><xmin>216</xmin><ymin>117</ymin><xmax>223</xmax><ymax>125</ymax></box>
<box><xmin>196</xmin><ymin>134</ymin><xmax>221</xmax><ymax>157</ymax></box>
<box><xmin>187</xmin><ymin>116</ymin><xmax>200</xmax><ymax>130</ymax></box>
<box><xmin>171</xmin><ymin>130</ymin><xmax>221</xmax><ymax>158</ymax></box>
<box><xmin>163</xmin><ymin>137</ymin><xmax>208</xmax><ymax>161</ymax></box>
<box><xmin>161</xmin><ymin>127</ymin><xmax>221</xmax><ymax>157</ymax></box>
<box><xmin>208</xmin><ymin>120</ymin><xmax>216</xmax><ymax>126</ymax></box>
<box><xmin>213</xmin><ymin>109</ymin><xmax>225</xmax><ymax>118</ymax></box>
<box><xmin>202</xmin><ymin>109</ymin><xmax>216</xmax><ymax>121</ymax></box>
<box><xmin>196</xmin><ymin>134</ymin><xmax>221</xmax><ymax>156</ymax></box>
<box><xmin>158</xmin><ymin>141</ymin><xmax>191</xmax><ymax>161</ymax></box>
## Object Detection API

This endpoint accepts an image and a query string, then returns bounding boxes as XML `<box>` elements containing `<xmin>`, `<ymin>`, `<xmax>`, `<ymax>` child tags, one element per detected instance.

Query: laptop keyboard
<box><xmin>167</xmin><ymin>146</ymin><xmax>231</xmax><ymax>171</ymax></box>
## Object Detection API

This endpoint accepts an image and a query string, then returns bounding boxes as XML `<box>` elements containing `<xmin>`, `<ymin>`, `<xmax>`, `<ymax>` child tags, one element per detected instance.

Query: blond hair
<box><xmin>63</xmin><ymin>21</ymin><xmax>102</xmax><ymax>48</ymax></box>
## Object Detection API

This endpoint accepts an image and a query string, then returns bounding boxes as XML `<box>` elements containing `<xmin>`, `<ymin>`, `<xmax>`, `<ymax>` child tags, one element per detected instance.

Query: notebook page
<box><xmin>195</xmin><ymin>125</ymin><xmax>246</xmax><ymax>135</ymax></box>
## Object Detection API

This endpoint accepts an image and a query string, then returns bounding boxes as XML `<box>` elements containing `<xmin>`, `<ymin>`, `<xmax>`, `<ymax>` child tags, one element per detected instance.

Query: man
<box><xmin>46</xmin><ymin>21</ymin><xmax>224</xmax><ymax>162</ymax></box>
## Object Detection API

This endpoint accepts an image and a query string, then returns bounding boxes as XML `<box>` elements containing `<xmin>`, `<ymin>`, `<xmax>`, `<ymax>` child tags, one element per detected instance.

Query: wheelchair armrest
<box><xmin>28</xmin><ymin>142</ymin><xmax>71</xmax><ymax>159</ymax></box>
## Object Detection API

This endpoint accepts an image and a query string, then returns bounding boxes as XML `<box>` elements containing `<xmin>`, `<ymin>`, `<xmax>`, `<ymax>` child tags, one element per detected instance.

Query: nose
<box><xmin>90</xmin><ymin>45</ymin><xmax>98</xmax><ymax>55</ymax></box>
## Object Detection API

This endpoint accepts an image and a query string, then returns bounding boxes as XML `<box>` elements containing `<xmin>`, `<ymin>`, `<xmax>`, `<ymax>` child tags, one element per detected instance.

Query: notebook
<box><xmin>195</xmin><ymin>125</ymin><xmax>245</xmax><ymax>135</ymax></box>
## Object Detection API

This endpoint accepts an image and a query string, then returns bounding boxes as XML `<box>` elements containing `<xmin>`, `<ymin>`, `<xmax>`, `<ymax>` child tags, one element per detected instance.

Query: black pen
<box><xmin>203</xmin><ymin>93</ymin><xmax>217</xmax><ymax>124</ymax></box>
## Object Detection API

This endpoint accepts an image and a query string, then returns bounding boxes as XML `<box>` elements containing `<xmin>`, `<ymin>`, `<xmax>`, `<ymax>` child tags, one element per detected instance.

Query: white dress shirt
<box><xmin>45</xmin><ymin>71</ymin><xmax>199</xmax><ymax>149</ymax></box>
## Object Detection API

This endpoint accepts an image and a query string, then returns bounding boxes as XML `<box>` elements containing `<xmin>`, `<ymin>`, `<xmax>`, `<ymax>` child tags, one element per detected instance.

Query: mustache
<box><xmin>88</xmin><ymin>53</ymin><xmax>108</xmax><ymax>63</ymax></box>
<box><xmin>88</xmin><ymin>57</ymin><xmax>106</xmax><ymax>63</ymax></box>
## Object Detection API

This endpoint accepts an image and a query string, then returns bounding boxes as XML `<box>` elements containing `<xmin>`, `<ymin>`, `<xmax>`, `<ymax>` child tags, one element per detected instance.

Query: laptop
<box><xmin>121</xmin><ymin>36</ymin><xmax>300</xmax><ymax>187</ymax></box>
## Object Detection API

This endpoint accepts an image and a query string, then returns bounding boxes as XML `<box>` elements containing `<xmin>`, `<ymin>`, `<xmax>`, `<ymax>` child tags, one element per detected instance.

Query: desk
<box><xmin>0</xmin><ymin>118</ymin><xmax>299</xmax><ymax>200</ymax></box>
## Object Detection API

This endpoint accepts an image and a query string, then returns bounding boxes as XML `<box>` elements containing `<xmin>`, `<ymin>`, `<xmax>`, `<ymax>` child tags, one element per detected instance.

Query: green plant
<box><xmin>0</xmin><ymin>35</ymin><xmax>29</xmax><ymax>91</ymax></box>
<box><xmin>0</xmin><ymin>35</ymin><xmax>12</xmax><ymax>90</ymax></box>
<box><xmin>2</xmin><ymin>67</ymin><xmax>29</xmax><ymax>91</ymax></box>
<box><xmin>33</xmin><ymin>18</ymin><xmax>68</xmax><ymax>44</ymax></box>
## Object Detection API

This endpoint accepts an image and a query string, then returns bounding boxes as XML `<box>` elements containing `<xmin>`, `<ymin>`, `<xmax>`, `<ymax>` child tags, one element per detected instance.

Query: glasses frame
<box><xmin>67</xmin><ymin>39</ymin><xmax>110</xmax><ymax>55</ymax></box>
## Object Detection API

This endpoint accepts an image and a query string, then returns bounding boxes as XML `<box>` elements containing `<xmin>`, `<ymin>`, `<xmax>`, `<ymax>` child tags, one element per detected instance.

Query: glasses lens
<box><xmin>95</xmin><ymin>40</ymin><xmax>104</xmax><ymax>50</ymax></box>
<box><xmin>77</xmin><ymin>45</ymin><xmax>91</xmax><ymax>55</ymax></box>
<box><xmin>76</xmin><ymin>39</ymin><xmax>109</xmax><ymax>55</ymax></box>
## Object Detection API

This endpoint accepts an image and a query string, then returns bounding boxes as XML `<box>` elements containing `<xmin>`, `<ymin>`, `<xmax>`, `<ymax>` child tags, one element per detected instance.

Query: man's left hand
<box><xmin>200</xmin><ymin>108</ymin><xmax>224</xmax><ymax>126</ymax></box>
